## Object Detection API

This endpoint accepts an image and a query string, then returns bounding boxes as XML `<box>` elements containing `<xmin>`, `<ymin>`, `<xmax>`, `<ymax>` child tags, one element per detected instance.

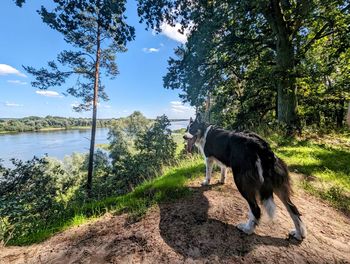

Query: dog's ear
<box><xmin>190</xmin><ymin>117</ymin><xmax>193</xmax><ymax>122</ymax></box>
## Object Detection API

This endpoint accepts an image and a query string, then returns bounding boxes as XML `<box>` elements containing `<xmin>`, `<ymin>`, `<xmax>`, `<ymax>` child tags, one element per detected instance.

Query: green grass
<box><xmin>172</xmin><ymin>132</ymin><xmax>186</xmax><ymax>155</ymax></box>
<box><xmin>10</xmin><ymin>157</ymin><xmax>204</xmax><ymax>246</ymax></box>
<box><xmin>267</xmin><ymin>134</ymin><xmax>350</xmax><ymax>212</ymax></box>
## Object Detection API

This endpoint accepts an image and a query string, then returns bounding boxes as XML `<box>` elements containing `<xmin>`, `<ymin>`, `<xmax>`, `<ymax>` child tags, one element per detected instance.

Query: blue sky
<box><xmin>0</xmin><ymin>1</ymin><xmax>194</xmax><ymax>119</ymax></box>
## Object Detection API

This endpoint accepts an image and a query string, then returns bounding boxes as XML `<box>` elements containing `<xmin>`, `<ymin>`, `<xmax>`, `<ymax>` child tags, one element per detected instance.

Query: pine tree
<box><xmin>23</xmin><ymin>0</ymin><xmax>135</xmax><ymax>197</ymax></box>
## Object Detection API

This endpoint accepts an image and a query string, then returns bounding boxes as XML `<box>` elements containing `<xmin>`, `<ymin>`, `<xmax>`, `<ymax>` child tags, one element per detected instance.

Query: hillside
<box><xmin>1</xmin><ymin>172</ymin><xmax>349</xmax><ymax>264</ymax></box>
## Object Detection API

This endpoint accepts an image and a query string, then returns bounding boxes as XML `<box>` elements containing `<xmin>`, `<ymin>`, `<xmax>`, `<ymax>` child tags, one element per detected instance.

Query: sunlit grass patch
<box><xmin>268</xmin><ymin>134</ymin><xmax>350</xmax><ymax>212</ymax></box>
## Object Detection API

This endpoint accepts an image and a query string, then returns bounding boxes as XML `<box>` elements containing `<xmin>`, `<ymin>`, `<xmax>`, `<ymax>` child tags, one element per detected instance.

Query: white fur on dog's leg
<box><xmin>262</xmin><ymin>197</ymin><xmax>276</xmax><ymax>219</ymax></box>
<box><xmin>201</xmin><ymin>179</ymin><xmax>210</xmax><ymax>186</ymax></box>
<box><xmin>289</xmin><ymin>221</ymin><xmax>307</xmax><ymax>241</ymax></box>
<box><xmin>236</xmin><ymin>223</ymin><xmax>255</xmax><ymax>235</ymax></box>
<box><xmin>289</xmin><ymin>229</ymin><xmax>303</xmax><ymax>241</ymax></box>
<box><xmin>203</xmin><ymin>157</ymin><xmax>214</xmax><ymax>186</ymax></box>
<box><xmin>236</xmin><ymin>210</ymin><xmax>257</xmax><ymax>235</ymax></box>
<box><xmin>288</xmin><ymin>209</ymin><xmax>307</xmax><ymax>240</ymax></box>
<box><xmin>220</xmin><ymin>167</ymin><xmax>227</xmax><ymax>184</ymax></box>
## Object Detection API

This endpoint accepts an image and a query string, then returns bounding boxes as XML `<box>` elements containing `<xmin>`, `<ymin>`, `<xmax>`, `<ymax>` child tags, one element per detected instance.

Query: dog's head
<box><xmin>183</xmin><ymin>113</ymin><xmax>206</xmax><ymax>152</ymax></box>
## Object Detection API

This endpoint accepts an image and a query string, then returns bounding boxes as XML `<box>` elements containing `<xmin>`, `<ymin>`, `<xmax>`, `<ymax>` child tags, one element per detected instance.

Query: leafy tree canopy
<box><xmin>137</xmin><ymin>0</ymin><xmax>350</xmax><ymax>129</ymax></box>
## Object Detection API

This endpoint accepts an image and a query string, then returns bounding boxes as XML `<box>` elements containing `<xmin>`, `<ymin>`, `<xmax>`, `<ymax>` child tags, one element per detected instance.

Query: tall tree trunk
<box><xmin>87</xmin><ymin>23</ymin><xmax>101</xmax><ymax>198</ymax></box>
<box><xmin>264</xmin><ymin>0</ymin><xmax>298</xmax><ymax>131</ymax></box>
<box><xmin>205</xmin><ymin>93</ymin><xmax>211</xmax><ymax>122</ymax></box>
<box><xmin>336</xmin><ymin>99</ymin><xmax>345</xmax><ymax>128</ymax></box>
<box><xmin>347</xmin><ymin>102</ymin><xmax>350</xmax><ymax>127</ymax></box>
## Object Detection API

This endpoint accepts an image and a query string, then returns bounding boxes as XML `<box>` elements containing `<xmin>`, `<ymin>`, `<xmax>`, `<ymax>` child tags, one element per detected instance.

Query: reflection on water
<box><xmin>0</xmin><ymin>121</ymin><xmax>188</xmax><ymax>167</ymax></box>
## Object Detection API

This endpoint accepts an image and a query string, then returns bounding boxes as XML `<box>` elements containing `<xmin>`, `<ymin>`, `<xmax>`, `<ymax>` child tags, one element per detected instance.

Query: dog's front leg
<box><xmin>220</xmin><ymin>167</ymin><xmax>227</xmax><ymax>184</ymax></box>
<box><xmin>202</xmin><ymin>157</ymin><xmax>214</xmax><ymax>186</ymax></box>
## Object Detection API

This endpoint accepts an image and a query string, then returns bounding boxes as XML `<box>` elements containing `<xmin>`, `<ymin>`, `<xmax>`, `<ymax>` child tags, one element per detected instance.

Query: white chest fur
<box><xmin>195</xmin><ymin>125</ymin><xmax>212</xmax><ymax>157</ymax></box>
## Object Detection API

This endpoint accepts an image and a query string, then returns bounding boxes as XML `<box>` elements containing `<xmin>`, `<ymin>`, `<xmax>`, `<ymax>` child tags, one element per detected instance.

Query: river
<box><xmin>0</xmin><ymin>121</ymin><xmax>188</xmax><ymax>167</ymax></box>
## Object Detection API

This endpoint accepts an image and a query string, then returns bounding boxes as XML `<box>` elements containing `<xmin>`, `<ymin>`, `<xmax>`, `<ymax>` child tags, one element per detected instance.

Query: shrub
<box><xmin>108</xmin><ymin>115</ymin><xmax>177</xmax><ymax>193</ymax></box>
<box><xmin>0</xmin><ymin>157</ymin><xmax>65</xmax><ymax>244</ymax></box>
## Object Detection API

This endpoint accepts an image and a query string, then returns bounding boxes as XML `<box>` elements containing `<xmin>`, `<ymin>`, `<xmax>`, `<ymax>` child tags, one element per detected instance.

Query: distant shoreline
<box><xmin>0</xmin><ymin>126</ymin><xmax>99</xmax><ymax>135</ymax></box>
<box><xmin>0</xmin><ymin>120</ymin><xmax>188</xmax><ymax>135</ymax></box>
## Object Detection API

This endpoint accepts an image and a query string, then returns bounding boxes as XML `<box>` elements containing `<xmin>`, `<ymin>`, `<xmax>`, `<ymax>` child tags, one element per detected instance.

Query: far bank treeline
<box><xmin>0</xmin><ymin>113</ymin><xmax>189</xmax><ymax>133</ymax></box>
<box><xmin>0</xmin><ymin>116</ymin><xmax>113</xmax><ymax>133</ymax></box>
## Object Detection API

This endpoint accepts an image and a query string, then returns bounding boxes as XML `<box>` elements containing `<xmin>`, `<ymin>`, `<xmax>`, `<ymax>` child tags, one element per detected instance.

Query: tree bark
<box><xmin>264</xmin><ymin>0</ymin><xmax>298</xmax><ymax>130</ymax></box>
<box><xmin>336</xmin><ymin>99</ymin><xmax>345</xmax><ymax>128</ymax></box>
<box><xmin>347</xmin><ymin>102</ymin><xmax>350</xmax><ymax>127</ymax></box>
<box><xmin>87</xmin><ymin>23</ymin><xmax>101</xmax><ymax>198</ymax></box>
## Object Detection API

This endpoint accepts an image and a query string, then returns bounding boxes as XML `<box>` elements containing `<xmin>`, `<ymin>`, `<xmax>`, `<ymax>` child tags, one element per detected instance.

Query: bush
<box><xmin>108</xmin><ymin>115</ymin><xmax>177</xmax><ymax>193</ymax></box>
<box><xmin>0</xmin><ymin>157</ymin><xmax>65</xmax><ymax>244</ymax></box>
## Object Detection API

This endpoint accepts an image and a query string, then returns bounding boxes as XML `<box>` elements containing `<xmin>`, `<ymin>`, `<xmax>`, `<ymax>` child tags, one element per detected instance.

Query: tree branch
<box><xmin>299</xmin><ymin>22</ymin><xmax>331</xmax><ymax>57</ymax></box>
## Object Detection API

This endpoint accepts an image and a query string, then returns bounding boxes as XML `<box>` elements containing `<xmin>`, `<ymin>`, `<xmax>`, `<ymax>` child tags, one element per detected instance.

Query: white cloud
<box><xmin>142</xmin><ymin>47</ymin><xmax>160</xmax><ymax>53</ymax></box>
<box><xmin>170</xmin><ymin>101</ymin><xmax>194</xmax><ymax>113</ymax></box>
<box><xmin>3</xmin><ymin>101</ymin><xmax>23</xmax><ymax>107</ymax></box>
<box><xmin>0</xmin><ymin>64</ymin><xmax>27</xmax><ymax>77</ymax></box>
<box><xmin>7</xmin><ymin>80</ymin><xmax>27</xmax><ymax>85</ymax></box>
<box><xmin>36</xmin><ymin>90</ymin><xmax>61</xmax><ymax>97</ymax></box>
<box><xmin>159</xmin><ymin>23</ymin><xmax>189</xmax><ymax>44</ymax></box>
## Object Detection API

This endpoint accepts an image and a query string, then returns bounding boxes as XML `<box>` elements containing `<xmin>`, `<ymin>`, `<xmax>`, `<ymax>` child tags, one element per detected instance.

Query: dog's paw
<box><xmin>216</xmin><ymin>179</ymin><xmax>225</xmax><ymax>185</ymax></box>
<box><xmin>236</xmin><ymin>223</ymin><xmax>255</xmax><ymax>235</ymax></box>
<box><xmin>201</xmin><ymin>180</ymin><xmax>210</xmax><ymax>186</ymax></box>
<box><xmin>288</xmin><ymin>229</ymin><xmax>304</xmax><ymax>241</ymax></box>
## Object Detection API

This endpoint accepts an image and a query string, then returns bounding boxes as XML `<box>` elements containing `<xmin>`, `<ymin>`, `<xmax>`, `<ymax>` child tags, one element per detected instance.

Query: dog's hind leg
<box><xmin>202</xmin><ymin>157</ymin><xmax>214</xmax><ymax>186</ymax></box>
<box><xmin>276</xmin><ymin>189</ymin><xmax>307</xmax><ymax>241</ymax></box>
<box><xmin>236</xmin><ymin>200</ymin><xmax>260</xmax><ymax>235</ymax></box>
<box><xmin>273</xmin><ymin>158</ymin><xmax>306</xmax><ymax>240</ymax></box>
<box><xmin>234</xmin><ymin>171</ymin><xmax>261</xmax><ymax>235</ymax></box>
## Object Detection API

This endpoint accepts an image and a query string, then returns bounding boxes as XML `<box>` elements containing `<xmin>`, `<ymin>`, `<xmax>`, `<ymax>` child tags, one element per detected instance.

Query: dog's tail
<box><xmin>270</xmin><ymin>157</ymin><xmax>307</xmax><ymax>239</ymax></box>
<box><xmin>272</xmin><ymin>157</ymin><xmax>302</xmax><ymax>216</ymax></box>
<box><xmin>259</xmin><ymin>156</ymin><xmax>301</xmax><ymax>218</ymax></box>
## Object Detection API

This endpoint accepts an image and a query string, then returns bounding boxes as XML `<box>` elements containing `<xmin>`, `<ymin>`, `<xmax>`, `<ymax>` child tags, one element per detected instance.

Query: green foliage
<box><xmin>137</xmin><ymin>0</ymin><xmax>350</xmax><ymax>130</ymax></box>
<box><xmin>13</xmin><ymin>0</ymin><xmax>25</xmax><ymax>7</ymax></box>
<box><xmin>117</xmin><ymin>111</ymin><xmax>151</xmax><ymax>138</ymax></box>
<box><xmin>108</xmin><ymin>114</ymin><xmax>177</xmax><ymax>193</ymax></box>
<box><xmin>0</xmin><ymin>157</ymin><xmax>65</xmax><ymax>244</ymax></box>
<box><xmin>24</xmin><ymin>0</ymin><xmax>135</xmax><ymax>111</ymax></box>
<box><xmin>136</xmin><ymin>115</ymin><xmax>176</xmax><ymax>165</ymax></box>
<box><xmin>1</xmin><ymin>154</ymin><xmax>203</xmax><ymax>246</ymax></box>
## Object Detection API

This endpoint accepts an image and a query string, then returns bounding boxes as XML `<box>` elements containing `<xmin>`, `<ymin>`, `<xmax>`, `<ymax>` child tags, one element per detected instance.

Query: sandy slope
<box><xmin>1</xmin><ymin>173</ymin><xmax>350</xmax><ymax>264</ymax></box>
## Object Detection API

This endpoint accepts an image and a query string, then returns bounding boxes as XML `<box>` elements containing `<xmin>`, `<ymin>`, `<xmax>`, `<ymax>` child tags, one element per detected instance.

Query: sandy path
<box><xmin>1</xmin><ymin>173</ymin><xmax>349</xmax><ymax>264</ymax></box>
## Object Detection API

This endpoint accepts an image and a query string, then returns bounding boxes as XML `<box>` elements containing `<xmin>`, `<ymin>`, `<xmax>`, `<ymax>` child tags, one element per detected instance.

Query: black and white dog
<box><xmin>183</xmin><ymin>114</ymin><xmax>306</xmax><ymax>241</ymax></box>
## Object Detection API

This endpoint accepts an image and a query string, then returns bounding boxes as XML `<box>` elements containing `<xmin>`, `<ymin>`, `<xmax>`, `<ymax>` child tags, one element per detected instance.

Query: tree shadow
<box><xmin>159</xmin><ymin>184</ymin><xmax>296</xmax><ymax>259</ymax></box>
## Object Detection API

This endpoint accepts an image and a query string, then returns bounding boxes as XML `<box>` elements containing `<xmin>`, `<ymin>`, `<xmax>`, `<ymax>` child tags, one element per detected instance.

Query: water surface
<box><xmin>0</xmin><ymin>121</ymin><xmax>188</xmax><ymax>167</ymax></box>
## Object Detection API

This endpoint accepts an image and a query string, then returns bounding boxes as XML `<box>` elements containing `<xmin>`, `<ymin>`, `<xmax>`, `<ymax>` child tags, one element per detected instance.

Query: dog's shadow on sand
<box><xmin>159</xmin><ymin>184</ymin><xmax>296</xmax><ymax>259</ymax></box>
